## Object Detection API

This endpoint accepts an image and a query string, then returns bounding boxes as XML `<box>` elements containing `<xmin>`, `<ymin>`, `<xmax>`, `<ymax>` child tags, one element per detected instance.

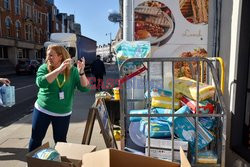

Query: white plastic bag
<box><xmin>0</xmin><ymin>84</ymin><xmax>15</xmax><ymax>107</ymax></box>
<box><xmin>0</xmin><ymin>87</ymin><xmax>3</xmax><ymax>106</ymax></box>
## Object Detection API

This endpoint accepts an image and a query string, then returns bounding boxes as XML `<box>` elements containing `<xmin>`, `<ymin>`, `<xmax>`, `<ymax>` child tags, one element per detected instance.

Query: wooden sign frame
<box><xmin>82</xmin><ymin>98</ymin><xmax>118</xmax><ymax>149</ymax></box>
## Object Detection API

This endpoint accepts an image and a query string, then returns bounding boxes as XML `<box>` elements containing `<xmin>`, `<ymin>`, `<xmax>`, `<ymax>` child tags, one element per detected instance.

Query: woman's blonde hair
<box><xmin>46</xmin><ymin>45</ymin><xmax>71</xmax><ymax>80</ymax></box>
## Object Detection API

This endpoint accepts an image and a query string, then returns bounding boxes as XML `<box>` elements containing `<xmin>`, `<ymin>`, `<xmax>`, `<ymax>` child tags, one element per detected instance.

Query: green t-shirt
<box><xmin>35</xmin><ymin>64</ymin><xmax>89</xmax><ymax>114</ymax></box>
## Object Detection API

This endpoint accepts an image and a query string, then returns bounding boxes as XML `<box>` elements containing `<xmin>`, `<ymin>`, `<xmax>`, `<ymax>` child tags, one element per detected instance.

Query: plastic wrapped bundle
<box><xmin>114</xmin><ymin>40</ymin><xmax>151</xmax><ymax>74</ymax></box>
<box><xmin>140</xmin><ymin>118</ymin><xmax>171</xmax><ymax>138</ymax></box>
<box><xmin>169</xmin><ymin>77</ymin><xmax>215</xmax><ymax>101</ymax></box>
<box><xmin>151</xmin><ymin>96</ymin><xmax>180</xmax><ymax>109</ymax></box>
<box><xmin>167</xmin><ymin>106</ymin><xmax>214</xmax><ymax>151</ymax></box>
<box><xmin>144</xmin><ymin>88</ymin><xmax>180</xmax><ymax>109</ymax></box>
<box><xmin>129</xmin><ymin>108</ymin><xmax>173</xmax><ymax>122</ymax></box>
<box><xmin>199</xmin><ymin>117</ymin><xmax>215</xmax><ymax>130</ymax></box>
<box><xmin>180</xmin><ymin>96</ymin><xmax>214</xmax><ymax>114</ymax></box>
<box><xmin>32</xmin><ymin>148</ymin><xmax>61</xmax><ymax>162</ymax></box>
<box><xmin>144</xmin><ymin>88</ymin><xmax>172</xmax><ymax>98</ymax></box>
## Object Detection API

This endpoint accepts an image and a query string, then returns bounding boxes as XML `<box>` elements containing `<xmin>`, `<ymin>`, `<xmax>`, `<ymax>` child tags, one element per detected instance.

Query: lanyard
<box><xmin>56</xmin><ymin>74</ymin><xmax>66</xmax><ymax>89</ymax></box>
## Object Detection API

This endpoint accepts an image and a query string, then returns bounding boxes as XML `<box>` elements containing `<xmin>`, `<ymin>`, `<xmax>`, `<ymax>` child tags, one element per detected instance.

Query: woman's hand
<box><xmin>56</xmin><ymin>58</ymin><xmax>71</xmax><ymax>73</ymax></box>
<box><xmin>0</xmin><ymin>78</ymin><xmax>10</xmax><ymax>85</ymax></box>
<box><xmin>77</xmin><ymin>57</ymin><xmax>85</xmax><ymax>73</ymax></box>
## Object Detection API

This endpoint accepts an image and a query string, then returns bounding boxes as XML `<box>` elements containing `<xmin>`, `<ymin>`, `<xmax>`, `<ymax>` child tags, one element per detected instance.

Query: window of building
<box><xmin>25</xmin><ymin>24</ymin><xmax>32</xmax><ymax>41</ymax></box>
<box><xmin>39</xmin><ymin>30</ymin><xmax>43</xmax><ymax>43</ymax></box>
<box><xmin>25</xmin><ymin>4</ymin><xmax>31</xmax><ymax>18</ymax></box>
<box><xmin>0</xmin><ymin>13</ymin><xmax>2</xmax><ymax>36</ymax></box>
<box><xmin>38</xmin><ymin>12</ymin><xmax>42</xmax><ymax>24</ymax></box>
<box><xmin>34</xmin><ymin>27</ymin><xmax>38</xmax><ymax>42</ymax></box>
<box><xmin>15</xmin><ymin>20</ymin><xmax>21</xmax><ymax>39</ymax></box>
<box><xmin>23</xmin><ymin>49</ymin><xmax>29</xmax><ymax>58</ymax></box>
<box><xmin>33</xmin><ymin>9</ymin><xmax>37</xmax><ymax>23</ymax></box>
<box><xmin>17</xmin><ymin>49</ymin><xmax>23</xmax><ymax>59</ymax></box>
<box><xmin>0</xmin><ymin>47</ymin><xmax>8</xmax><ymax>59</ymax></box>
<box><xmin>38</xmin><ymin>29</ymin><xmax>41</xmax><ymax>43</ymax></box>
<box><xmin>14</xmin><ymin>0</ymin><xmax>20</xmax><ymax>15</ymax></box>
<box><xmin>5</xmin><ymin>17</ymin><xmax>12</xmax><ymax>37</ymax></box>
<box><xmin>4</xmin><ymin>0</ymin><xmax>10</xmax><ymax>10</ymax></box>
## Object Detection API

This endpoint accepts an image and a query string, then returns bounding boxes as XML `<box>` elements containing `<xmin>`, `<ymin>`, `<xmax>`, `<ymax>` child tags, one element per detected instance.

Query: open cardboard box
<box><xmin>26</xmin><ymin>142</ymin><xmax>96</xmax><ymax>167</ymax></box>
<box><xmin>82</xmin><ymin>147</ymin><xmax>191</xmax><ymax>167</ymax></box>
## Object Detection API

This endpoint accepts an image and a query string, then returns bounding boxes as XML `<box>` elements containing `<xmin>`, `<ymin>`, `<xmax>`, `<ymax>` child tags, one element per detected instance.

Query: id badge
<box><xmin>59</xmin><ymin>91</ymin><xmax>64</xmax><ymax>100</ymax></box>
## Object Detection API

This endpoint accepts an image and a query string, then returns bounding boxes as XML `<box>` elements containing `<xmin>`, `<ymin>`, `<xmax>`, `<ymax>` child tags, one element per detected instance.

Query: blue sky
<box><xmin>54</xmin><ymin>0</ymin><xmax>120</xmax><ymax>45</ymax></box>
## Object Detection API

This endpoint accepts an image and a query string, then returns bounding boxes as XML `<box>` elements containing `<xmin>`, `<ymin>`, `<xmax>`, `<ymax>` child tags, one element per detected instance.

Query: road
<box><xmin>0</xmin><ymin>74</ymin><xmax>38</xmax><ymax>129</ymax></box>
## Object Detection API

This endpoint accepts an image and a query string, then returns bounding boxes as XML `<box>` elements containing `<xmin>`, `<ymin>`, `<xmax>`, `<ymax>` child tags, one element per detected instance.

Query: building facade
<box><xmin>0</xmin><ymin>0</ymin><xmax>48</xmax><ymax>73</ymax></box>
<box><xmin>0</xmin><ymin>0</ymin><xmax>82</xmax><ymax>74</ymax></box>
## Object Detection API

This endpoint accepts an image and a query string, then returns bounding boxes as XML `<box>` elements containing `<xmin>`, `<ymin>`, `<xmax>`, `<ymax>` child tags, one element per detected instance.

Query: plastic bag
<box><xmin>32</xmin><ymin>148</ymin><xmax>61</xmax><ymax>162</ymax></box>
<box><xmin>0</xmin><ymin>84</ymin><xmax>15</xmax><ymax>107</ymax></box>
<box><xmin>114</xmin><ymin>40</ymin><xmax>151</xmax><ymax>74</ymax></box>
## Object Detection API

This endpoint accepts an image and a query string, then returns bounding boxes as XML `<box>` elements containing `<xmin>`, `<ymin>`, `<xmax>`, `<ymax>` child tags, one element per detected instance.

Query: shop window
<box><xmin>0</xmin><ymin>47</ymin><xmax>8</xmax><ymax>59</ymax></box>
<box><xmin>15</xmin><ymin>20</ymin><xmax>21</xmax><ymax>39</ymax></box>
<box><xmin>5</xmin><ymin>17</ymin><xmax>11</xmax><ymax>37</ymax></box>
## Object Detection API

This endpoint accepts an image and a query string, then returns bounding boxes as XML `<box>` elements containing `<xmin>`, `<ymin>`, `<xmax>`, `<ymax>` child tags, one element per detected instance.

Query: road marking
<box><xmin>16</xmin><ymin>84</ymin><xmax>36</xmax><ymax>91</ymax></box>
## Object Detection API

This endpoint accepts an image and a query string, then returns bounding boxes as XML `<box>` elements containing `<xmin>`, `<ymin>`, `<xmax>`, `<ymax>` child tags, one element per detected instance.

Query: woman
<box><xmin>28</xmin><ymin>45</ymin><xmax>90</xmax><ymax>152</ymax></box>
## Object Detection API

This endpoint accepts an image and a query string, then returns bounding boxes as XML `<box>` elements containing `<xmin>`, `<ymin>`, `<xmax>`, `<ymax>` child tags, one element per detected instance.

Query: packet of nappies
<box><xmin>169</xmin><ymin>77</ymin><xmax>215</xmax><ymax>101</ymax></box>
<box><xmin>140</xmin><ymin>118</ymin><xmax>171</xmax><ymax>138</ymax></box>
<box><xmin>180</xmin><ymin>96</ymin><xmax>214</xmax><ymax>114</ymax></box>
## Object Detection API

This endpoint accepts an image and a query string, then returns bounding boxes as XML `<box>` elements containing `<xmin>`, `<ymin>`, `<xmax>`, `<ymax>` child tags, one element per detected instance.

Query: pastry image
<box><xmin>134</xmin><ymin>1</ymin><xmax>174</xmax><ymax>44</ymax></box>
<box><xmin>174</xmin><ymin>48</ymin><xmax>207</xmax><ymax>81</ymax></box>
<box><xmin>179</xmin><ymin>0</ymin><xmax>209</xmax><ymax>24</ymax></box>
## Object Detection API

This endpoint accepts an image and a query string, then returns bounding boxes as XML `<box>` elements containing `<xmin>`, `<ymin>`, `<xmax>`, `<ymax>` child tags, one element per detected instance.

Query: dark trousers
<box><xmin>28</xmin><ymin>108</ymin><xmax>71</xmax><ymax>152</ymax></box>
<box><xmin>95</xmin><ymin>74</ymin><xmax>103</xmax><ymax>91</ymax></box>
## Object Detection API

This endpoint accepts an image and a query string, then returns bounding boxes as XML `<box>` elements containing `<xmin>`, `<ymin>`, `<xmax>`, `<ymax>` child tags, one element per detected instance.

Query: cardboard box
<box><xmin>55</xmin><ymin>142</ymin><xmax>96</xmax><ymax>167</ymax></box>
<box><xmin>26</xmin><ymin>142</ymin><xmax>96</xmax><ymax>167</ymax></box>
<box><xmin>145</xmin><ymin>138</ymin><xmax>189</xmax><ymax>161</ymax></box>
<box><xmin>82</xmin><ymin>148</ymin><xmax>191</xmax><ymax>167</ymax></box>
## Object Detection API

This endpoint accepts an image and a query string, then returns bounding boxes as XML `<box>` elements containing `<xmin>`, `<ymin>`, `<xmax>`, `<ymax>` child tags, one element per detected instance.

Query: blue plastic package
<box><xmin>167</xmin><ymin>106</ymin><xmax>214</xmax><ymax>151</ymax></box>
<box><xmin>32</xmin><ymin>148</ymin><xmax>61</xmax><ymax>162</ymax></box>
<box><xmin>139</xmin><ymin>118</ymin><xmax>171</xmax><ymax>138</ymax></box>
<box><xmin>129</xmin><ymin>108</ymin><xmax>173</xmax><ymax>122</ymax></box>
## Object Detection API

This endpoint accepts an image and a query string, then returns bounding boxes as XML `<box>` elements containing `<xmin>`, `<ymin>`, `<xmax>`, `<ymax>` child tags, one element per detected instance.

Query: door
<box><xmin>230</xmin><ymin>0</ymin><xmax>250</xmax><ymax>162</ymax></box>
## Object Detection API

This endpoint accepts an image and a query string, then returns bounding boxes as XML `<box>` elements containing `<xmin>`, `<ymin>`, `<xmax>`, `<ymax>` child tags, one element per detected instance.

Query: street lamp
<box><xmin>106</xmin><ymin>32</ymin><xmax>112</xmax><ymax>62</ymax></box>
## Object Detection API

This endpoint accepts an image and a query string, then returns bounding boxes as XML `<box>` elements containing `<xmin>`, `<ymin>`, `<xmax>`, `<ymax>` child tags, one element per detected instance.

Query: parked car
<box><xmin>16</xmin><ymin>60</ymin><xmax>40</xmax><ymax>75</ymax></box>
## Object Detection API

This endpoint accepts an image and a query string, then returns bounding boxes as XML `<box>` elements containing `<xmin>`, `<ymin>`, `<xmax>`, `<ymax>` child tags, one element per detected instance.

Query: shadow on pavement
<box><xmin>0</xmin><ymin>147</ymin><xmax>27</xmax><ymax>162</ymax></box>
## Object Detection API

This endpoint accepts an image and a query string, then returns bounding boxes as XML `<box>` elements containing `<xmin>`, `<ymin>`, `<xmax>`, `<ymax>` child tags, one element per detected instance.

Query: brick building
<box><xmin>0</xmin><ymin>0</ymin><xmax>82</xmax><ymax>75</ymax></box>
<box><xmin>0</xmin><ymin>0</ymin><xmax>48</xmax><ymax>73</ymax></box>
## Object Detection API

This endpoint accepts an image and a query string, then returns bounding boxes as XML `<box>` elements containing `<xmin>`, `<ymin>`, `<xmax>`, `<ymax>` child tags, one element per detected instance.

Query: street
<box><xmin>0</xmin><ymin>74</ymin><xmax>38</xmax><ymax>129</ymax></box>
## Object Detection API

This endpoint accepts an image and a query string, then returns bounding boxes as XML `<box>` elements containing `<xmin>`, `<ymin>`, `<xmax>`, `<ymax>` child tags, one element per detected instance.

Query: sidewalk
<box><xmin>0</xmin><ymin>71</ymin><xmax>119</xmax><ymax>167</ymax></box>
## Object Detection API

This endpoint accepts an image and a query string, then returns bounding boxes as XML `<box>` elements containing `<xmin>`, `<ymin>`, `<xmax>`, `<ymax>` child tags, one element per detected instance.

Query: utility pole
<box><xmin>106</xmin><ymin>32</ymin><xmax>112</xmax><ymax>62</ymax></box>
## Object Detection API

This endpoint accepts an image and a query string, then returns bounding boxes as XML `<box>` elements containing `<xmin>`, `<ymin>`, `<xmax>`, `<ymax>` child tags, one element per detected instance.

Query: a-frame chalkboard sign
<box><xmin>82</xmin><ymin>98</ymin><xmax>118</xmax><ymax>149</ymax></box>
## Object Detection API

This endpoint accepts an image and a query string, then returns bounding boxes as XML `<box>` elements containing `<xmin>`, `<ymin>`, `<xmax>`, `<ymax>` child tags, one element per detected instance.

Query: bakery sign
<box><xmin>133</xmin><ymin>0</ymin><xmax>209</xmax><ymax>60</ymax></box>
